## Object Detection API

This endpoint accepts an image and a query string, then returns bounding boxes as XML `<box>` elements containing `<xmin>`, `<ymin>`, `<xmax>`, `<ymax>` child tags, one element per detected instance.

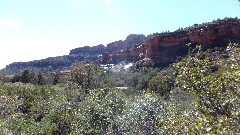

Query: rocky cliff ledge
<box><xmin>70</xmin><ymin>44</ymin><xmax>106</xmax><ymax>55</ymax></box>
<box><xmin>69</xmin><ymin>34</ymin><xmax>147</xmax><ymax>55</ymax></box>
<box><xmin>110</xmin><ymin>18</ymin><xmax>240</xmax><ymax>65</ymax></box>
<box><xmin>106</xmin><ymin>34</ymin><xmax>146</xmax><ymax>53</ymax></box>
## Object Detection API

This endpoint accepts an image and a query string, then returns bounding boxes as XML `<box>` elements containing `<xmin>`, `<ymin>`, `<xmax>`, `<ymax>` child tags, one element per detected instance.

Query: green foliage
<box><xmin>1</xmin><ymin>43</ymin><xmax>240</xmax><ymax>134</ymax></box>
<box><xmin>70</xmin><ymin>61</ymin><xmax>107</xmax><ymax>93</ymax></box>
<box><xmin>37</xmin><ymin>73</ymin><xmax>45</xmax><ymax>85</ymax></box>
<box><xmin>0</xmin><ymin>83</ymin><xmax>65</xmax><ymax>134</ymax></box>
<box><xmin>148</xmin><ymin>73</ymin><xmax>174</xmax><ymax>97</ymax></box>
<box><xmin>115</xmin><ymin>93</ymin><xmax>163</xmax><ymax>134</ymax></box>
<box><xmin>73</xmin><ymin>88</ymin><xmax>125</xmax><ymax>134</ymax></box>
<box><xmin>174</xmin><ymin>44</ymin><xmax>240</xmax><ymax>116</ymax></box>
<box><xmin>127</xmin><ymin>66</ymin><xmax>159</xmax><ymax>91</ymax></box>
<box><xmin>10</xmin><ymin>69</ymin><xmax>46</xmax><ymax>85</ymax></box>
<box><xmin>21</xmin><ymin>70</ymin><xmax>31</xmax><ymax>83</ymax></box>
<box><xmin>0</xmin><ymin>82</ymin><xmax>126</xmax><ymax>134</ymax></box>
<box><xmin>52</xmin><ymin>71</ymin><xmax>60</xmax><ymax>85</ymax></box>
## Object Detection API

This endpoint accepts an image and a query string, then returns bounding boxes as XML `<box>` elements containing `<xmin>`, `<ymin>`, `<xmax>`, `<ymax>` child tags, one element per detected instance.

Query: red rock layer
<box><xmin>110</xmin><ymin>18</ymin><xmax>240</xmax><ymax>62</ymax></box>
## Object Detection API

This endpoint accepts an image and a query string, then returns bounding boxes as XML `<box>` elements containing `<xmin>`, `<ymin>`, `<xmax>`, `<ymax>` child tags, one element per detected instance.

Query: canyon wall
<box><xmin>109</xmin><ymin>18</ymin><xmax>240</xmax><ymax>64</ymax></box>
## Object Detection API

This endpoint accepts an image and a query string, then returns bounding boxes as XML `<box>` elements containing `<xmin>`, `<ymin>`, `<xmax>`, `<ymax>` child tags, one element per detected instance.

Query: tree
<box><xmin>21</xmin><ymin>70</ymin><xmax>31</xmax><ymax>83</ymax></box>
<box><xmin>174</xmin><ymin>44</ymin><xmax>240</xmax><ymax>116</ymax></box>
<box><xmin>37</xmin><ymin>73</ymin><xmax>45</xmax><ymax>85</ymax></box>
<box><xmin>11</xmin><ymin>75</ymin><xmax>21</xmax><ymax>83</ymax></box>
<box><xmin>148</xmin><ymin>74</ymin><xmax>173</xmax><ymax>97</ymax></box>
<box><xmin>52</xmin><ymin>71</ymin><xmax>60</xmax><ymax>85</ymax></box>
<box><xmin>70</xmin><ymin>61</ymin><xmax>106</xmax><ymax>94</ymax></box>
<box><xmin>29</xmin><ymin>71</ymin><xmax>39</xmax><ymax>85</ymax></box>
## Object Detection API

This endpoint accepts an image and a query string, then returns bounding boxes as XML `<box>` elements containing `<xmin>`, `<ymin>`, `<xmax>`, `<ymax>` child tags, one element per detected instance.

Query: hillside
<box><xmin>1</xmin><ymin>17</ymin><xmax>240</xmax><ymax>74</ymax></box>
<box><xmin>0</xmin><ymin>17</ymin><xmax>240</xmax><ymax>134</ymax></box>
<box><xmin>0</xmin><ymin>37</ymin><xmax>240</xmax><ymax>134</ymax></box>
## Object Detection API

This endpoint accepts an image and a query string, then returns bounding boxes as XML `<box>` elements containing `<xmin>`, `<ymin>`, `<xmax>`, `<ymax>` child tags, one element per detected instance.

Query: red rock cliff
<box><xmin>110</xmin><ymin>18</ymin><xmax>240</xmax><ymax>63</ymax></box>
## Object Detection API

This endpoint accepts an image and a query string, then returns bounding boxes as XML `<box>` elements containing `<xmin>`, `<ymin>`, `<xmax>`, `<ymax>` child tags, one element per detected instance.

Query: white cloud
<box><xmin>0</xmin><ymin>18</ymin><xmax>20</xmax><ymax>28</ymax></box>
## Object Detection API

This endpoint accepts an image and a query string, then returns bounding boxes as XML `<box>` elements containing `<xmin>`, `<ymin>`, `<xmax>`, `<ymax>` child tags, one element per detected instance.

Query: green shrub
<box><xmin>148</xmin><ymin>74</ymin><xmax>174</xmax><ymax>97</ymax></box>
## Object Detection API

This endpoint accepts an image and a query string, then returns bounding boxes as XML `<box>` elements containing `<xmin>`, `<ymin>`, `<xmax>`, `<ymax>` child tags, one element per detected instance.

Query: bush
<box><xmin>174</xmin><ymin>44</ymin><xmax>240</xmax><ymax>116</ymax></box>
<box><xmin>148</xmin><ymin>74</ymin><xmax>174</xmax><ymax>97</ymax></box>
<box><xmin>115</xmin><ymin>93</ymin><xmax>163</xmax><ymax>134</ymax></box>
<box><xmin>70</xmin><ymin>61</ymin><xmax>106</xmax><ymax>94</ymax></box>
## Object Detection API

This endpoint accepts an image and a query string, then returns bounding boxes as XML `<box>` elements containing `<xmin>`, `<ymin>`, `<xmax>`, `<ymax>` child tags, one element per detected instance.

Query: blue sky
<box><xmin>0</xmin><ymin>0</ymin><xmax>240</xmax><ymax>69</ymax></box>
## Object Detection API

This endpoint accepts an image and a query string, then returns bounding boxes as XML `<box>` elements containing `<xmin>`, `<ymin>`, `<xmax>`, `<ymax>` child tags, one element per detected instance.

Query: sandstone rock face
<box><xmin>188</xmin><ymin>18</ymin><xmax>240</xmax><ymax>44</ymax></box>
<box><xmin>107</xmin><ymin>34</ymin><xmax>146</xmax><ymax>53</ymax></box>
<box><xmin>70</xmin><ymin>34</ymin><xmax>147</xmax><ymax>62</ymax></box>
<box><xmin>70</xmin><ymin>34</ymin><xmax>147</xmax><ymax>55</ymax></box>
<box><xmin>101</xmin><ymin>52</ymin><xmax>111</xmax><ymax>62</ymax></box>
<box><xmin>112</xmin><ymin>44</ymin><xmax>145</xmax><ymax>63</ymax></box>
<box><xmin>144</xmin><ymin>31</ymin><xmax>189</xmax><ymax>58</ymax></box>
<box><xmin>111</xmin><ymin>18</ymin><xmax>240</xmax><ymax>64</ymax></box>
<box><xmin>106</xmin><ymin>40</ymin><xmax>124</xmax><ymax>53</ymax></box>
